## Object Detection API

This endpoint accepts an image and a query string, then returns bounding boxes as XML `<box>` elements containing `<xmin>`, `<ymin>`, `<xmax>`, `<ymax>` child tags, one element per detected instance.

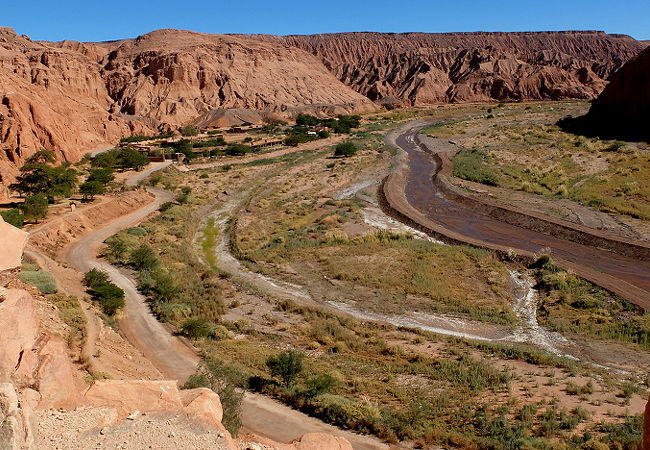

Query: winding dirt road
<box><xmin>384</xmin><ymin>124</ymin><xmax>650</xmax><ymax>310</ymax></box>
<box><xmin>62</xmin><ymin>162</ymin><xmax>388</xmax><ymax>449</ymax></box>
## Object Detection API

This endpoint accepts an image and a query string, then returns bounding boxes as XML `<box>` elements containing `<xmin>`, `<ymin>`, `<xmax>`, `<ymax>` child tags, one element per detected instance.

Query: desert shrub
<box><xmin>83</xmin><ymin>269</ymin><xmax>125</xmax><ymax>316</ymax></box>
<box><xmin>84</xmin><ymin>268</ymin><xmax>110</xmax><ymax>287</ymax></box>
<box><xmin>334</xmin><ymin>142</ymin><xmax>358</xmax><ymax>157</ymax></box>
<box><xmin>452</xmin><ymin>148</ymin><xmax>498</xmax><ymax>185</ymax></box>
<box><xmin>21</xmin><ymin>193</ymin><xmax>49</xmax><ymax>222</ymax></box>
<box><xmin>50</xmin><ymin>294</ymin><xmax>86</xmax><ymax>343</ymax></box>
<box><xmin>302</xmin><ymin>374</ymin><xmax>337</xmax><ymax>399</ymax></box>
<box><xmin>597</xmin><ymin>415</ymin><xmax>643</xmax><ymax>448</ymax></box>
<box><xmin>91</xmin><ymin>283</ymin><xmax>125</xmax><ymax>315</ymax></box>
<box><xmin>159</xmin><ymin>201</ymin><xmax>174</xmax><ymax>212</ymax></box>
<box><xmin>128</xmin><ymin>245</ymin><xmax>159</xmax><ymax>271</ymax></box>
<box><xmin>182</xmin><ymin>359</ymin><xmax>246</xmax><ymax>436</ymax></box>
<box><xmin>18</xmin><ymin>269</ymin><xmax>57</xmax><ymax>294</ymax></box>
<box><xmin>1</xmin><ymin>209</ymin><xmax>25</xmax><ymax>228</ymax></box>
<box><xmin>180</xmin><ymin>318</ymin><xmax>214</xmax><ymax>339</ymax></box>
<box><xmin>266</xmin><ymin>350</ymin><xmax>304</xmax><ymax>387</ymax></box>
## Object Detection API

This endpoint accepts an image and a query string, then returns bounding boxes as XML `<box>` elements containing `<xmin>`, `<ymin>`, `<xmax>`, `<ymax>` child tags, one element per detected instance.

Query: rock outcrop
<box><xmin>1</xmin><ymin>28</ymin><xmax>646</xmax><ymax>192</ymax></box>
<box><xmin>273</xmin><ymin>31</ymin><xmax>645</xmax><ymax>105</ymax></box>
<box><xmin>577</xmin><ymin>45</ymin><xmax>650</xmax><ymax>141</ymax></box>
<box><xmin>0</xmin><ymin>217</ymin><xmax>28</xmax><ymax>280</ymax></box>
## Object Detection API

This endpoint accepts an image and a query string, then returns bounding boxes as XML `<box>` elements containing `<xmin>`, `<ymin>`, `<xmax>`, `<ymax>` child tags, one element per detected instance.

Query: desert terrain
<box><xmin>0</xmin><ymin>26</ymin><xmax>649</xmax><ymax>450</ymax></box>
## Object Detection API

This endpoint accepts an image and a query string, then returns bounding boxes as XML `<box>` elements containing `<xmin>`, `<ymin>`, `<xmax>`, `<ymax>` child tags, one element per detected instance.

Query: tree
<box><xmin>334</xmin><ymin>142</ymin><xmax>358</xmax><ymax>157</ymax></box>
<box><xmin>80</xmin><ymin>181</ymin><xmax>105</xmax><ymax>200</ymax></box>
<box><xmin>225</xmin><ymin>144</ymin><xmax>251</xmax><ymax>156</ymax></box>
<box><xmin>116</xmin><ymin>148</ymin><xmax>148</xmax><ymax>171</ymax></box>
<box><xmin>179</xmin><ymin>125</ymin><xmax>199</xmax><ymax>137</ymax></box>
<box><xmin>296</xmin><ymin>114</ymin><xmax>320</xmax><ymax>127</ymax></box>
<box><xmin>87</xmin><ymin>168</ymin><xmax>115</xmax><ymax>184</ymax></box>
<box><xmin>21</xmin><ymin>194</ymin><xmax>48</xmax><ymax>222</ymax></box>
<box><xmin>0</xmin><ymin>209</ymin><xmax>25</xmax><ymax>228</ymax></box>
<box><xmin>266</xmin><ymin>350</ymin><xmax>304</xmax><ymax>388</ymax></box>
<box><xmin>10</xmin><ymin>151</ymin><xmax>77</xmax><ymax>200</ymax></box>
<box><xmin>128</xmin><ymin>245</ymin><xmax>159</xmax><ymax>271</ymax></box>
<box><xmin>317</xmin><ymin>130</ymin><xmax>330</xmax><ymax>139</ymax></box>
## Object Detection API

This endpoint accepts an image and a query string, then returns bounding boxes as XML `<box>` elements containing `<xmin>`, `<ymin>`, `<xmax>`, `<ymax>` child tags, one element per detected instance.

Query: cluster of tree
<box><xmin>283</xmin><ymin>127</ymin><xmax>330</xmax><ymax>147</ymax></box>
<box><xmin>8</xmin><ymin>150</ymin><xmax>79</xmax><ymax>223</ymax></box>
<box><xmin>179</xmin><ymin>125</ymin><xmax>199</xmax><ymax>137</ymax></box>
<box><xmin>83</xmin><ymin>269</ymin><xmax>125</xmax><ymax>316</ymax></box>
<box><xmin>192</xmin><ymin>136</ymin><xmax>227</xmax><ymax>148</ymax></box>
<box><xmin>120</xmin><ymin>131</ymin><xmax>174</xmax><ymax>143</ymax></box>
<box><xmin>296</xmin><ymin>114</ymin><xmax>361</xmax><ymax>133</ymax></box>
<box><xmin>91</xmin><ymin>148</ymin><xmax>149</xmax><ymax>171</ymax></box>
<box><xmin>10</xmin><ymin>150</ymin><xmax>77</xmax><ymax>202</ymax></box>
<box><xmin>79</xmin><ymin>167</ymin><xmax>116</xmax><ymax>200</ymax></box>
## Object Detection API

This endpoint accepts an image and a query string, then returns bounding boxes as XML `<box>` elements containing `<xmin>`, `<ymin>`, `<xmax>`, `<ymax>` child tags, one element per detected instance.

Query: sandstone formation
<box><xmin>274</xmin><ymin>31</ymin><xmax>645</xmax><ymax>105</ymax></box>
<box><xmin>1</xmin><ymin>28</ymin><xmax>646</xmax><ymax>193</ymax></box>
<box><xmin>0</xmin><ymin>217</ymin><xmax>28</xmax><ymax>284</ymax></box>
<box><xmin>578</xmin><ymin>45</ymin><xmax>650</xmax><ymax>140</ymax></box>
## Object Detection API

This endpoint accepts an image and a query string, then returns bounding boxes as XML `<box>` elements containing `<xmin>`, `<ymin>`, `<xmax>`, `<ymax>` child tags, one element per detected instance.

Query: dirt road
<box><xmin>62</xmin><ymin>162</ymin><xmax>389</xmax><ymax>449</ymax></box>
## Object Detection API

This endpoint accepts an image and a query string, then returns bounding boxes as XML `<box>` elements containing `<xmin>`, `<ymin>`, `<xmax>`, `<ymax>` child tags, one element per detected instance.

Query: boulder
<box><xmin>82</xmin><ymin>380</ymin><xmax>183</xmax><ymax>417</ymax></box>
<box><xmin>0</xmin><ymin>217</ymin><xmax>28</xmax><ymax>276</ymax></box>
<box><xmin>35</xmin><ymin>336</ymin><xmax>81</xmax><ymax>410</ymax></box>
<box><xmin>0</xmin><ymin>290</ymin><xmax>39</xmax><ymax>378</ymax></box>
<box><xmin>289</xmin><ymin>433</ymin><xmax>354</xmax><ymax>450</ymax></box>
<box><xmin>0</xmin><ymin>382</ymin><xmax>34</xmax><ymax>449</ymax></box>
<box><xmin>180</xmin><ymin>387</ymin><xmax>223</xmax><ymax>424</ymax></box>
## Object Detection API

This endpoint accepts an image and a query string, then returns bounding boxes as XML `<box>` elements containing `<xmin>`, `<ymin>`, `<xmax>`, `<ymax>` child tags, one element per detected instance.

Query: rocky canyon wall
<box><xmin>0</xmin><ymin>28</ymin><xmax>646</xmax><ymax>192</ymax></box>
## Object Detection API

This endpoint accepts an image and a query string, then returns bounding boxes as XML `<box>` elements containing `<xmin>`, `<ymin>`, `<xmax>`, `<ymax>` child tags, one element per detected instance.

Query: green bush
<box><xmin>83</xmin><ymin>269</ymin><xmax>125</xmax><ymax>316</ymax></box>
<box><xmin>128</xmin><ymin>245</ymin><xmax>159</xmax><ymax>271</ymax></box>
<box><xmin>18</xmin><ymin>270</ymin><xmax>57</xmax><ymax>294</ymax></box>
<box><xmin>21</xmin><ymin>194</ymin><xmax>49</xmax><ymax>222</ymax></box>
<box><xmin>334</xmin><ymin>142</ymin><xmax>358</xmax><ymax>157</ymax></box>
<box><xmin>84</xmin><ymin>268</ymin><xmax>110</xmax><ymax>287</ymax></box>
<box><xmin>452</xmin><ymin>148</ymin><xmax>498</xmax><ymax>186</ymax></box>
<box><xmin>302</xmin><ymin>374</ymin><xmax>337</xmax><ymax>399</ymax></box>
<box><xmin>180</xmin><ymin>318</ymin><xmax>214</xmax><ymax>339</ymax></box>
<box><xmin>266</xmin><ymin>350</ymin><xmax>304</xmax><ymax>387</ymax></box>
<box><xmin>1</xmin><ymin>209</ymin><xmax>25</xmax><ymax>228</ymax></box>
<box><xmin>182</xmin><ymin>359</ymin><xmax>245</xmax><ymax>436</ymax></box>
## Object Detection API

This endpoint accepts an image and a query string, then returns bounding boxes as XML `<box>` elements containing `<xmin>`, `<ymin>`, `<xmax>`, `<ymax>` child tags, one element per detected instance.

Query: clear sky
<box><xmin>4</xmin><ymin>0</ymin><xmax>649</xmax><ymax>42</ymax></box>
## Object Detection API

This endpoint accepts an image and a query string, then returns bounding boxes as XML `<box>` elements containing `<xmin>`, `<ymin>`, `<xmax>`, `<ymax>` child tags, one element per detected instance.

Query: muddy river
<box><xmin>397</xmin><ymin>127</ymin><xmax>650</xmax><ymax>296</ymax></box>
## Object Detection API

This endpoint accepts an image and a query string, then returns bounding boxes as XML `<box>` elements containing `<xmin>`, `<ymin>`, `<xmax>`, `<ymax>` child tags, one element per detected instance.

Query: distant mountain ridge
<box><xmin>0</xmin><ymin>28</ymin><xmax>646</xmax><ymax>194</ymax></box>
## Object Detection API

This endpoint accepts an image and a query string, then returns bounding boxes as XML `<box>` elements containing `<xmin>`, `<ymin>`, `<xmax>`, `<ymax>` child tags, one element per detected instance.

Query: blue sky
<box><xmin>4</xmin><ymin>0</ymin><xmax>649</xmax><ymax>42</ymax></box>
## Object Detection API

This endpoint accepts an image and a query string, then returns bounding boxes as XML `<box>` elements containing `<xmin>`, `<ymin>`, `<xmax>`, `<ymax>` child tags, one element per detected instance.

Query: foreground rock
<box><xmin>0</xmin><ymin>217</ymin><xmax>29</xmax><ymax>283</ymax></box>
